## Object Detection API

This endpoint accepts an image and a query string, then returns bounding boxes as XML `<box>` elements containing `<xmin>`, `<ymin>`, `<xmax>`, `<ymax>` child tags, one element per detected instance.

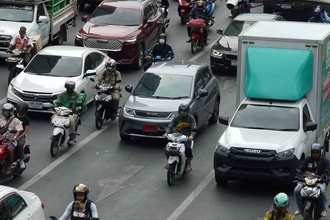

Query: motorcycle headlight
<box><xmin>103</xmin><ymin>95</ymin><xmax>112</xmax><ymax>102</ymax></box>
<box><xmin>215</xmin><ymin>143</ymin><xmax>230</xmax><ymax>156</ymax></box>
<box><xmin>305</xmin><ymin>178</ymin><xmax>317</xmax><ymax>186</ymax></box>
<box><xmin>276</xmin><ymin>148</ymin><xmax>295</xmax><ymax>159</ymax></box>
<box><xmin>120</xmin><ymin>36</ymin><xmax>137</xmax><ymax>43</ymax></box>
<box><xmin>124</xmin><ymin>107</ymin><xmax>135</xmax><ymax>116</ymax></box>
<box><xmin>94</xmin><ymin>94</ymin><xmax>100</xmax><ymax>101</ymax></box>
<box><xmin>212</xmin><ymin>49</ymin><xmax>223</xmax><ymax>58</ymax></box>
<box><xmin>13</xmin><ymin>49</ymin><xmax>21</xmax><ymax>56</ymax></box>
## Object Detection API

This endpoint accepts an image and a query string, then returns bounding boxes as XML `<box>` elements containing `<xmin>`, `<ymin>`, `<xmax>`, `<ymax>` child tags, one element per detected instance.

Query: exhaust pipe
<box><xmin>226</xmin><ymin>0</ymin><xmax>238</xmax><ymax>10</ymax></box>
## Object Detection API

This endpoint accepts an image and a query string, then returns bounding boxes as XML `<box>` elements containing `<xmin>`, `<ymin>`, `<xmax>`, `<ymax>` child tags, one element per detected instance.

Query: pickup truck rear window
<box><xmin>0</xmin><ymin>4</ymin><xmax>34</xmax><ymax>22</ymax></box>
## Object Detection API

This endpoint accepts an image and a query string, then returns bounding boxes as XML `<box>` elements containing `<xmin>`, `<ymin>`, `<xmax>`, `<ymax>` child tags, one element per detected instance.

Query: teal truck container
<box><xmin>214</xmin><ymin>20</ymin><xmax>330</xmax><ymax>185</ymax></box>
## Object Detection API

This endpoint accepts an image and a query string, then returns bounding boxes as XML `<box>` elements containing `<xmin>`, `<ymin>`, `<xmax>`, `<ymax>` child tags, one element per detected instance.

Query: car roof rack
<box><xmin>0</xmin><ymin>0</ymin><xmax>50</xmax><ymax>4</ymax></box>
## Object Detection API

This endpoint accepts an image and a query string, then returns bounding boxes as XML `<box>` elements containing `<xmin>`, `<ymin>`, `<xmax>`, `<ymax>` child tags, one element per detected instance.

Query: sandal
<box><xmin>185</xmin><ymin>165</ymin><xmax>192</xmax><ymax>172</ymax></box>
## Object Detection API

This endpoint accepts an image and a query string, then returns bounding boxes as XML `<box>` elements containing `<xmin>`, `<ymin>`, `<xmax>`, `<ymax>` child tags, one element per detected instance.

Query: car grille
<box><xmin>229</xmin><ymin>147</ymin><xmax>276</xmax><ymax>168</ymax></box>
<box><xmin>0</xmin><ymin>35</ymin><xmax>12</xmax><ymax>51</ymax></box>
<box><xmin>17</xmin><ymin>90</ymin><xmax>58</xmax><ymax>102</ymax></box>
<box><xmin>135</xmin><ymin>110</ymin><xmax>171</xmax><ymax>119</ymax></box>
<box><xmin>84</xmin><ymin>38</ymin><xmax>123</xmax><ymax>51</ymax></box>
<box><xmin>225</xmin><ymin>54</ymin><xmax>237</xmax><ymax>60</ymax></box>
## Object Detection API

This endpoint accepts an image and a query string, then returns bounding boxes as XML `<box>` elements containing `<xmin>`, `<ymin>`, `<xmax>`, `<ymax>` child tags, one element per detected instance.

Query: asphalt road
<box><xmin>0</xmin><ymin>2</ymin><xmax>315</xmax><ymax>220</ymax></box>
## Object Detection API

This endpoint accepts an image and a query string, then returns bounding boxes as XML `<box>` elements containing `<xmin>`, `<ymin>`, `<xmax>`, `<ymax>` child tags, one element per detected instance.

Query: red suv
<box><xmin>75</xmin><ymin>0</ymin><xmax>166</xmax><ymax>70</ymax></box>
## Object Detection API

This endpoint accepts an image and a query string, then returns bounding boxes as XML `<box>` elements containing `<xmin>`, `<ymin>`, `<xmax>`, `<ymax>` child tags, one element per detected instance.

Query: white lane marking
<box><xmin>0</xmin><ymin>98</ymin><xmax>6</xmax><ymax>106</ymax></box>
<box><xmin>18</xmin><ymin>120</ymin><xmax>116</xmax><ymax>191</ymax></box>
<box><xmin>166</xmin><ymin>170</ymin><xmax>214</xmax><ymax>220</ymax></box>
<box><xmin>189</xmin><ymin>39</ymin><xmax>218</xmax><ymax>62</ymax></box>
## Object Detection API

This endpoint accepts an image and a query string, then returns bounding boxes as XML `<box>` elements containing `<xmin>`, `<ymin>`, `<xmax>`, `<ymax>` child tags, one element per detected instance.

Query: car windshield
<box><xmin>231</xmin><ymin>104</ymin><xmax>299</xmax><ymax>131</ymax></box>
<box><xmin>224</xmin><ymin>20</ymin><xmax>256</xmax><ymax>36</ymax></box>
<box><xmin>0</xmin><ymin>4</ymin><xmax>34</xmax><ymax>22</ymax></box>
<box><xmin>89</xmin><ymin>6</ymin><xmax>141</xmax><ymax>26</ymax></box>
<box><xmin>25</xmin><ymin>55</ymin><xmax>82</xmax><ymax>77</ymax></box>
<box><xmin>133</xmin><ymin>73</ymin><xmax>193</xmax><ymax>99</ymax></box>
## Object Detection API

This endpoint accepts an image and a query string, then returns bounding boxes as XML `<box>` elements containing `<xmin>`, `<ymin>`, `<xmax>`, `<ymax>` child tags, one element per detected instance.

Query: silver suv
<box><xmin>118</xmin><ymin>62</ymin><xmax>221</xmax><ymax>141</ymax></box>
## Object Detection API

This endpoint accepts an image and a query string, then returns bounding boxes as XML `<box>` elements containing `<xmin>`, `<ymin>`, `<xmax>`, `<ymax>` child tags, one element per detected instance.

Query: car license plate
<box><xmin>281</xmin><ymin>4</ymin><xmax>291</xmax><ymax>9</ymax></box>
<box><xmin>143</xmin><ymin>124</ymin><xmax>158</xmax><ymax>132</ymax></box>
<box><xmin>231</xmin><ymin>60</ymin><xmax>237</xmax><ymax>66</ymax></box>
<box><xmin>28</xmin><ymin>101</ymin><xmax>43</xmax><ymax>109</ymax></box>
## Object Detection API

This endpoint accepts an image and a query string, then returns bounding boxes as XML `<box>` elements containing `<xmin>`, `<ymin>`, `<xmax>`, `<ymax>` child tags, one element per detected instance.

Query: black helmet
<box><xmin>16</xmin><ymin>101</ymin><xmax>29</xmax><ymax>115</ymax></box>
<box><xmin>73</xmin><ymin>183</ymin><xmax>89</xmax><ymax>201</ymax></box>
<box><xmin>178</xmin><ymin>104</ymin><xmax>190</xmax><ymax>117</ymax></box>
<box><xmin>65</xmin><ymin>80</ymin><xmax>75</xmax><ymax>91</ymax></box>
<box><xmin>311</xmin><ymin>143</ymin><xmax>322</xmax><ymax>153</ymax></box>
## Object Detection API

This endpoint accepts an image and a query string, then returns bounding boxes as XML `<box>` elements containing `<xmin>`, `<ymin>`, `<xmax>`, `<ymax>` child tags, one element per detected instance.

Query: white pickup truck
<box><xmin>0</xmin><ymin>0</ymin><xmax>77</xmax><ymax>58</ymax></box>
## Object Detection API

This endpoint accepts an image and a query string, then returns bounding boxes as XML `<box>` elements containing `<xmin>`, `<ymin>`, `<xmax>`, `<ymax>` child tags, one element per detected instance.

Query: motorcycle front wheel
<box><xmin>167</xmin><ymin>162</ymin><xmax>176</xmax><ymax>186</ymax></box>
<box><xmin>50</xmin><ymin>134</ymin><xmax>61</xmax><ymax>157</ymax></box>
<box><xmin>95</xmin><ymin>110</ymin><xmax>104</xmax><ymax>130</ymax></box>
<box><xmin>191</xmin><ymin>39</ymin><xmax>198</xmax><ymax>54</ymax></box>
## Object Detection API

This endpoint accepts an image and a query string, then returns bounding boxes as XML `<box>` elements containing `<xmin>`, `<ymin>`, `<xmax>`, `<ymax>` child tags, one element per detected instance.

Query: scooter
<box><xmin>0</xmin><ymin>136</ymin><xmax>30</xmax><ymax>179</ymax></box>
<box><xmin>187</xmin><ymin>18</ymin><xmax>207</xmax><ymax>54</ymax></box>
<box><xmin>178</xmin><ymin>0</ymin><xmax>194</xmax><ymax>24</ymax></box>
<box><xmin>160</xmin><ymin>5</ymin><xmax>170</xmax><ymax>29</ymax></box>
<box><xmin>49</xmin><ymin>104</ymin><xmax>82</xmax><ymax>157</ymax></box>
<box><xmin>205</xmin><ymin>0</ymin><xmax>216</xmax><ymax>26</ymax></box>
<box><xmin>164</xmin><ymin>133</ymin><xmax>194</xmax><ymax>186</ymax></box>
<box><xmin>143</xmin><ymin>50</ymin><xmax>174</xmax><ymax>71</ymax></box>
<box><xmin>294</xmin><ymin>169</ymin><xmax>328</xmax><ymax>220</ymax></box>
<box><xmin>90</xmin><ymin>78</ymin><xmax>120</xmax><ymax>130</ymax></box>
<box><xmin>6</xmin><ymin>49</ymin><xmax>26</xmax><ymax>85</ymax></box>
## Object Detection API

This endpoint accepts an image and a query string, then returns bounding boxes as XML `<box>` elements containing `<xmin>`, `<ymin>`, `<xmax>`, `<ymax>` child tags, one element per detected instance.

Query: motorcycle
<box><xmin>206</xmin><ymin>0</ymin><xmax>216</xmax><ymax>26</ymax></box>
<box><xmin>143</xmin><ymin>50</ymin><xmax>174</xmax><ymax>71</ymax></box>
<box><xmin>187</xmin><ymin>18</ymin><xmax>207</xmax><ymax>54</ymax></box>
<box><xmin>164</xmin><ymin>133</ymin><xmax>194</xmax><ymax>186</ymax></box>
<box><xmin>178</xmin><ymin>0</ymin><xmax>194</xmax><ymax>24</ymax></box>
<box><xmin>90</xmin><ymin>78</ymin><xmax>120</xmax><ymax>130</ymax></box>
<box><xmin>0</xmin><ymin>136</ymin><xmax>30</xmax><ymax>179</ymax></box>
<box><xmin>49</xmin><ymin>103</ymin><xmax>82</xmax><ymax>157</ymax></box>
<box><xmin>294</xmin><ymin>169</ymin><xmax>329</xmax><ymax>220</ymax></box>
<box><xmin>6</xmin><ymin>49</ymin><xmax>26</xmax><ymax>85</ymax></box>
<box><xmin>160</xmin><ymin>5</ymin><xmax>170</xmax><ymax>30</ymax></box>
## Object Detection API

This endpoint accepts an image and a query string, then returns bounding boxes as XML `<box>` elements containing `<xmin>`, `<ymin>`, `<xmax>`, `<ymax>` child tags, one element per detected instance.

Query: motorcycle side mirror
<box><xmin>219</xmin><ymin>115</ymin><xmax>229</xmax><ymax>125</ymax></box>
<box><xmin>216</xmin><ymin>29</ymin><xmax>223</xmax><ymax>35</ymax></box>
<box><xmin>49</xmin><ymin>216</ymin><xmax>57</xmax><ymax>220</ymax></box>
<box><xmin>84</xmin><ymin>69</ymin><xmax>96</xmax><ymax>78</ymax></box>
<box><xmin>16</xmin><ymin>64</ymin><xmax>24</xmax><ymax>71</ymax></box>
<box><xmin>125</xmin><ymin>85</ymin><xmax>133</xmax><ymax>93</ymax></box>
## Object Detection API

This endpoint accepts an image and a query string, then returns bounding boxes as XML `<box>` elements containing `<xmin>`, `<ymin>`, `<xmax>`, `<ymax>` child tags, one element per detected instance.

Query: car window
<box><xmin>25</xmin><ymin>54</ymin><xmax>83</xmax><ymax>77</ymax></box>
<box><xmin>6</xmin><ymin>194</ymin><xmax>27</xmax><ymax>218</ymax></box>
<box><xmin>224</xmin><ymin>20</ymin><xmax>256</xmax><ymax>36</ymax></box>
<box><xmin>37</xmin><ymin>3</ymin><xmax>45</xmax><ymax>16</ymax></box>
<box><xmin>144</xmin><ymin>4</ymin><xmax>153</xmax><ymax>20</ymax></box>
<box><xmin>0</xmin><ymin>3</ymin><xmax>34</xmax><ymax>22</ymax></box>
<box><xmin>88</xmin><ymin>52</ymin><xmax>104</xmax><ymax>69</ymax></box>
<box><xmin>303</xmin><ymin>104</ymin><xmax>311</xmax><ymax>128</ymax></box>
<box><xmin>201</xmin><ymin>68</ymin><xmax>212</xmax><ymax>85</ymax></box>
<box><xmin>151</xmin><ymin>2</ymin><xmax>159</xmax><ymax>14</ymax></box>
<box><xmin>90</xmin><ymin>6</ymin><xmax>141</xmax><ymax>26</ymax></box>
<box><xmin>148</xmin><ymin>3</ymin><xmax>157</xmax><ymax>19</ymax></box>
<box><xmin>194</xmin><ymin>71</ymin><xmax>204</xmax><ymax>97</ymax></box>
<box><xmin>0</xmin><ymin>202</ymin><xmax>10</xmax><ymax>220</ymax></box>
<box><xmin>84</xmin><ymin>55</ymin><xmax>94</xmax><ymax>72</ymax></box>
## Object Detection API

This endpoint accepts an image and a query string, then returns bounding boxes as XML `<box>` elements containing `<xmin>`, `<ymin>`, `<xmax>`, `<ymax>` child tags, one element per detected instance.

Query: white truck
<box><xmin>0</xmin><ymin>0</ymin><xmax>77</xmax><ymax>58</ymax></box>
<box><xmin>214</xmin><ymin>20</ymin><xmax>330</xmax><ymax>185</ymax></box>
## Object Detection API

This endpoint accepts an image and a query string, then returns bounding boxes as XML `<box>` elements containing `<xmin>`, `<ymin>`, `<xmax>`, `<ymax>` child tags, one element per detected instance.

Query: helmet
<box><xmin>105</xmin><ymin>58</ymin><xmax>116</xmax><ymax>72</ymax></box>
<box><xmin>178</xmin><ymin>104</ymin><xmax>190</xmax><ymax>117</ymax></box>
<box><xmin>273</xmin><ymin>193</ymin><xmax>289</xmax><ymax>216</ymax></box>
<box><xmin>196</xmin><ymin>0</ymin><xmax>205</xmax><ymax>9</ymax></box>
<box><xmin>311</xmin><ymin>143</ymin><xmax>322</xmax><ymax>154</ymax></box>
<box><xmin>314</xmin><ymin>8</ymin><xmax>321</xmax><ymax>18</ymax></box>
<box><xmin>73</xmin><ymin>183</ymin><xmax>89</xmax><ymax>200</ymax></box>
<box><xmin>159</xmin><ymin>33</ymin><xmax>166</xmax><ymax>44</ymax></box>
<box><xmin>65</xmin><ymin>80</ymin><xmax>75</xmax><ymax>91</ymax></box>
<box><xmin>2</xmin><ymin>103</ymin><xmax>15</xmax><ymax>116</ymax></box>
<box><xmin>16</xmin><ymin>101</ymin><xmax>29</xmax><ymax>115</ymax></box>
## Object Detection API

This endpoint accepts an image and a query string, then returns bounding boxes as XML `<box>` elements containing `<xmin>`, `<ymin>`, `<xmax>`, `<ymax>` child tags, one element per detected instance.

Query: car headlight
<box><xmin>212</xmin><ymin>49</ymin><xmax>223</xmax><ymax>58</ymax></box>
<box><xmin>124</xmin><ymin>107</ymin><xmax>135</xmax><ymax>116</ymax></box>
<box><xmin>215</xmin><ymin>143</ymin><xmax>230</xmax><ymax>156</ymax></box>
<box><xmin>120</xmin><ymin>36</ymin><xmax>137</xmax><ymax>43</ymax></box>
<box><xmin>276</xmin><ymin>148</ymin><xmax>295</xmax><ymax>159</ymax></box>
<box><xmin>76</xmin><ymin>32</ymin><xmax>85</xmax><ymax>39</ymax></box>
<box><xmin>10</xmin><ymin>84</ymin><xmax>21</xmax><ymax>96</ymax></box>
<box><xmin>169</xmin><ymin>112</ymin><xmax>178</xmax><ymax>119</ymax></box>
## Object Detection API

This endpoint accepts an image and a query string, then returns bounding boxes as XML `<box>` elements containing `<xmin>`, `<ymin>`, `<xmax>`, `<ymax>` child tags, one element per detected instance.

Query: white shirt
<box><xmin>9</xmin><ymin>35</ymin><xmax>34</xmax><ymax>47</ymax></box>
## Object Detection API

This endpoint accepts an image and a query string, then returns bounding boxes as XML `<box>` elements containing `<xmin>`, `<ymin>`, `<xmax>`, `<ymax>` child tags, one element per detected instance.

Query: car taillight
<box><xmin>41</xmin><ymin>202</ymin><xmax>45</xmax><ymax>209</ymax></box>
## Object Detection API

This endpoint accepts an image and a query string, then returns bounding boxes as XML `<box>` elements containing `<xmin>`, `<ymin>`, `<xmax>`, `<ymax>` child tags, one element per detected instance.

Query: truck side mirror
<box><xmin>219</xmin><ymin>115</ymin><xmax>229</xmax><ymax>125</ymax></box>
<box><xmin>304</xmin><ymin>121</ymin><xmax>317</xmax><ymax>132</ymax></box>
<box><xmin>37</xmin><ymin>15</ymin><xmax>48</xmax><ymax>24</ymax></box>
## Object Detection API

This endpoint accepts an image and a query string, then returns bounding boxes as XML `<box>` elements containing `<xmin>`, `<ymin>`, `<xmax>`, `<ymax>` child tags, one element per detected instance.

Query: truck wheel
<box><xmin>53</xmin><ymin>26</ymin><xmax>65</xmax><ymax>45</ymax></box>
<box><xmin>215</xmin><ymin>174</ymin><xmax>228</xmax><ymax>186</ymax></box>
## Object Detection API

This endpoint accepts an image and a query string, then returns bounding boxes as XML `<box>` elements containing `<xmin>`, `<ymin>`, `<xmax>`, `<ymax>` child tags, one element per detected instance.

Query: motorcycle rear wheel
<box><xmin>167</xmin><ymin>162</ymin><xmax>176</xmax><ymax>186</ymax></box>
<box><xmin>50</xmin><ymin>134</ymin><xmax>61</xmax><ymax>157</ymax></box>
<box><xmin>95</xmin><ymin>111</ymin><xmax>104</xmax><ymax>130</ymax></box>
<box><xmin>191</xmin><ymin>39</ymin><xmax>198</xmax><ymax>54</ymax></box>
<box><xmin>303</xmin><ymin>207</ymin><xmax>313</xmax><ymax>220</ymax></box>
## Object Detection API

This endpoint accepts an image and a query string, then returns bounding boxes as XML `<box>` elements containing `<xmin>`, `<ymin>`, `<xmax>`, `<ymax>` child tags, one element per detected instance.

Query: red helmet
<box><xmin>105</xmin><ymin>58</ymin><xmax>116</xmax><ymax>71</ymax></box>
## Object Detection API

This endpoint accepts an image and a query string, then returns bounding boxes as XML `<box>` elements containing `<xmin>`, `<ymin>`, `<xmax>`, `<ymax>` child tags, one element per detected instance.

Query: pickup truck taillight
<box><xmin>41</xmin><ymin>202</ymin><xmax>45</xmax><ymax>209</ymax></box>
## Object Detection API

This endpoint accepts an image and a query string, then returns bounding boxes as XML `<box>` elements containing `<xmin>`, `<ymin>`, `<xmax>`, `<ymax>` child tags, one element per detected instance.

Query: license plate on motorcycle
<box><xmin>28</xmin><ymin>101</ymin><xmax>43</xmax><ymax>109</ymax></box>
<box><xmin>231</xmin><ymin>60</ymin><xmax>237</xmax><ymax>66</ymax></box>
<box><xmin>281</xmin><ymin>4</ymin><xmax>291</xmax><ymax>9</ymax></box>
<box><xmin>143</xmin><ymin>124</ymin><xmax>158</xmax><ymax>132</ymax></box>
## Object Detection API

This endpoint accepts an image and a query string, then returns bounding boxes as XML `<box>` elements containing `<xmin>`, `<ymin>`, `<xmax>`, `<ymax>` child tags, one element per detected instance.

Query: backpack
<box><xmin>70</xmin><ymin>200</ymin><xmax>93</xmax><ymax>220</ymax></box>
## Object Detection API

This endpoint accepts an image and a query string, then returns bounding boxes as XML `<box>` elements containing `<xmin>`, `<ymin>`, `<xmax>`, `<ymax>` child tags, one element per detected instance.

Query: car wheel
<box><xmin>120</xmin><ymin>133</ymin><xmax>131</xmax><ymax>142</ymax></box>
<box><xmin>215</xmin><ymin>174</ymin><xmax>228</xmax><ymax>186</ymax></box>
<box><xmin>133</xmin><ymin>44</ymin><xmax>144</xmax><ymax>70</ymax></box>
<box><xmin>208</xmin><ymin>98</ymin><xmax>220</xmax><ymax>124</ymax></box>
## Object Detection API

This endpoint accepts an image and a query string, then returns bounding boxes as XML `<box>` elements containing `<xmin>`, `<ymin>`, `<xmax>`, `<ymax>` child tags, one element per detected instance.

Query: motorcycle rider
<box><xmin>151</xmin><ymin>33</ymin><xmax>175</xmax><ymax>59</ymax></box>
<box><xmin>54</xmin><ymin>80</ymin><xmax>87</xmax><ymax>146</ymax></box>
<box><xmin>59</xmin><ymin>183</ymin><xmax>99</xmax><ymax>220</ymax></box>
<box><xmin>264</xmin><ymin>193</ymin><xmax>294</xmax><ymax>220</ymax></box>
<box><xmin>308</xmin><ymin>8</ymin><xmax>326</xmax><ymax>23</ymax></box>
<box><xmin>293</xmin><ymin>143</ymin><xmax>330</xmax><ymax>217</ymax></box>
<box><xmin>163</xmin><ymin>104</ymin><xmax>197</xmax><ymax>172</ymax></box>
<box><xmin>0</xmin><ymin>103</ymin><xmax>23</xmax><ymax>175</ymax></box>
<box><xmin>186</xmin><ymin>0</ymin><xmax>211</xmax><ymax>46</ymax></box>
<box><xmin>6</xmin><ymin>26</ymin><xmax>34</xmax><ymax>66</ymax></box>
<box><xmin>155</xmin><ymin>0</ymin><xmax>169</xmax><ymax>17</ymax></box>
<box><xmin>15</xmin><ymin>101</ymin><xmax>30</xmax><ymax>169</ymax></box>
<box><xmin>92</xmin><ymin>58</ymin><xmax>121</xmax><ymax>119</ymax></box>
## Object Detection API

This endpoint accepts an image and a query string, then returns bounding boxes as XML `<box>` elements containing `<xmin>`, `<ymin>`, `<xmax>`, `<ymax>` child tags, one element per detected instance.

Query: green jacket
<box><xmin>55</xmin><ymin>91</ymin><xmax>87</xmax><ymax>114</ymax></box>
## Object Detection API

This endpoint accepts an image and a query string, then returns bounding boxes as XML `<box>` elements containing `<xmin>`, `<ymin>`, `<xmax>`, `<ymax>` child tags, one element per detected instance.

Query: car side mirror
<box><xmin>49</xmin><ymin>216</ymin><xmax>57</xmax><ymax>220</ymax></box>
<box><xmin>125</xmin><ymin>85</ymin><xmax>133</xmax><ymax>93</ymax></box>
<box><xmin>216</xmin><ymin>29</ymin><xmax>223</xmax><ymax>35</ymax></box>
<box><xmin>84</xmin><ymin>69</ymin><xmax>96</xmax><ymax>77</ymax></box>
<box><xmin>219</xmin><ymin>115</ymin><xmax>229</xmax><ymax>125</ymax></box>
<box><xmin>90</xmin><ymin>78</ymin><xmax>95</xmax><ymax>82</ymax></box>
<box><xmin>37</xmin><ymin>15</ymin><xmax>48</xmax><ymax>24</ymax></box>
<box><xmin>16</xmin><ymin>64</ymin><xmax>24</xmax><ymax>71</ymax></box>
<box><xmin>197</xmin><ymin>89</ymin><xmax>208</xmax><ymax>98</ymax></box>
<box><xmin>304</xmin><ymin>121</ymin><xmax>317</xmax><ymax>132</ymax></box>
<box><xmin>81</xmin><ymin>15</ymin><xmax>88</xmax><ymax>22</ymax></box>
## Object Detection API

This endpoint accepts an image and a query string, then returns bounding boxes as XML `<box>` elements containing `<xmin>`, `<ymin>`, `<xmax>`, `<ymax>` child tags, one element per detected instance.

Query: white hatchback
<box><xmin>7</xmin><ymin>45</ymin><xmax>109</xmax><ymax>113</ymax></box>
<box><xmin>0</xmin><ymin>185</ymin><xmax>45</xmax><ymax>220</ymax></box>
